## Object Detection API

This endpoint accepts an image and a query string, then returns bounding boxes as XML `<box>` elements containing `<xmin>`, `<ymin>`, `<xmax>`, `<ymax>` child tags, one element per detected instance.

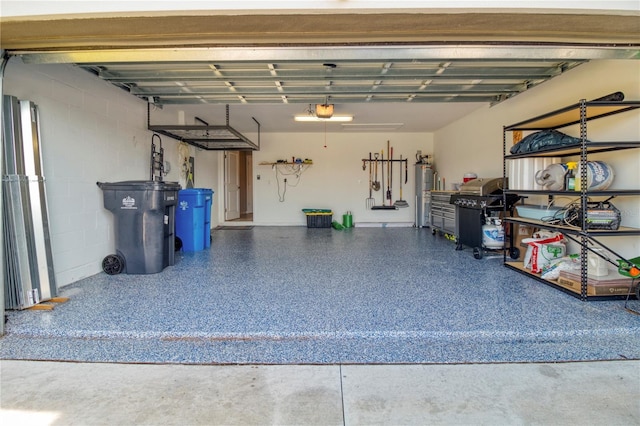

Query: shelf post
<box><xmin>579</xmin><ymin>99</ymin><xmax>589</xmax><ymax>300</ymax></box>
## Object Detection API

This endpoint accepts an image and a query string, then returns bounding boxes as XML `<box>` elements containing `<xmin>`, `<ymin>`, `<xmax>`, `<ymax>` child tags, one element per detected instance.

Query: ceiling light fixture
<box><xmin>294</xmin><ymin>101</ymin><xmax>352</xmax><ymax>122</ymax></box>
<box><xmin>315</xmin><ymin>103</ymin><xmax>334</xmax><ymax>118</ymax></box>
<box><xmin>294</xmin><ymin>114</ymin><xmax>353</xmax><ymax>122</ymax></box>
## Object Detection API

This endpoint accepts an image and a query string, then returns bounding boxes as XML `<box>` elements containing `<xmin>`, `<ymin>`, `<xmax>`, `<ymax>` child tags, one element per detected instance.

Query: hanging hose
<box><xmin>150</xmin><ymin>133</ymin><xmax>164</xmax><ymax>181</ymax></box>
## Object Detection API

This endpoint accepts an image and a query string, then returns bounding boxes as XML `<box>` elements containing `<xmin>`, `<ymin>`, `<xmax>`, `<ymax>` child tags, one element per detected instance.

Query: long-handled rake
<box><xmin>366</xmin><ymin>152</ymin><xmax>375</xmax><ymax>208</ymax></box>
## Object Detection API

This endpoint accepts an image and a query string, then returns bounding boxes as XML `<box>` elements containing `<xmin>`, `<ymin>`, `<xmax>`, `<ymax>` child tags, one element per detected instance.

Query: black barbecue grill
<box><xmin>449</xmin><ymin>178</ymin><xmax>520</xmax><ymax>259</ymax></box>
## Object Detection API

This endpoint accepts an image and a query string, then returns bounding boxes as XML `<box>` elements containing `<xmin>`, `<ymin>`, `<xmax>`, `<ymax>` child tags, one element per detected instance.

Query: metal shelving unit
<box><xmin>502</xmin><ymin>99</ymin><xmax>640</xmax><ymax>300</ymax></box>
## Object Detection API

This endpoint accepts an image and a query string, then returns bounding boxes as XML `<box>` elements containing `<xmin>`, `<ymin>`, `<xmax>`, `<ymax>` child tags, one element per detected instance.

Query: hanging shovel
<box><xmin>372</xmin><ymin>153</ymin><xmax>380</xmax><ymax>191</ymax></box>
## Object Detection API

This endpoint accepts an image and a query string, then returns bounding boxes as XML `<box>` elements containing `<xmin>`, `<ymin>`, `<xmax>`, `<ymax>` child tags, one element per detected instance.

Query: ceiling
<box><xmin>81</xmin><ymin>56</ymin><xmax>585</xmax><ymax>106</ymax></box>
<box><xmin>79</xmin><ymin>50</ymin><xmax>587</xmax><ymax>135</ymax></box>
<box><xmin>2</xmin><ymin>10</ymin><xmax>639</xmax><ymax>135</ymax></box>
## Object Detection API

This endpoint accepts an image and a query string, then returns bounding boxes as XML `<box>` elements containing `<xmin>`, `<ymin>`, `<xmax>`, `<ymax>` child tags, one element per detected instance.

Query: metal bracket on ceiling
<box><xmin>146</xmin><ymin>103</ymin><xmax>260</xmax><ymax>151</ymax></box>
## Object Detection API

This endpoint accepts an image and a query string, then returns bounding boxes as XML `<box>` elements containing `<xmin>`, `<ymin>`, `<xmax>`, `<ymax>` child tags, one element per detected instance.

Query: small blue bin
<box><xmin>176</xmin><ymin>188</ymin><xmax>213</xmax><ymax>251</ymax></box>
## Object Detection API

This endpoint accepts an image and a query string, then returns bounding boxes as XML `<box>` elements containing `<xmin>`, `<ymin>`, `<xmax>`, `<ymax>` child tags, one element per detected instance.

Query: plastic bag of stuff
<box><xmin>540</xmin><ymin>254</ymin><xmax>581</xmax><ymax>280</ymax></box>
<box><xmin>523</xmin><ymin>231</ymin><xmax>566</xmax><ymax>273</ymax></box>
<box><xmin>510</xmin><ymin>130</ymin><xmax>585</xmax><ymax>155</ymax></box>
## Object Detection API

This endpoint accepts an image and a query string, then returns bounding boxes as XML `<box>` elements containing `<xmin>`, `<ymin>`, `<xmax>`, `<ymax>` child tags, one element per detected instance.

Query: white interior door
<box><xmin>246</xmin><ymin>152</ymin><xmax>253</xmax><ymax>214</ymax></box>
<box><xmin>225</xmin><ymin>151</ymin><xmax>240</xmax><ymax>221</ymax></box>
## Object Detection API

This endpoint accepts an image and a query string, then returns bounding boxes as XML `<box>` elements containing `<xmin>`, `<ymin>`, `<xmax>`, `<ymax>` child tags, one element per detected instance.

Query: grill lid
<box><xmin>458</xmin><ymin>177</ymin><xmax>506</xmax><ymax>195</ymax></box>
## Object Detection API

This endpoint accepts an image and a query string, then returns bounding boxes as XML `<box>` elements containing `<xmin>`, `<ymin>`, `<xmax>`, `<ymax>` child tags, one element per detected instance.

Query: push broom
<box><xmin>394</xmin><ymin>154</ymin><xmax>409</xmax><ymax>208</ymax></box>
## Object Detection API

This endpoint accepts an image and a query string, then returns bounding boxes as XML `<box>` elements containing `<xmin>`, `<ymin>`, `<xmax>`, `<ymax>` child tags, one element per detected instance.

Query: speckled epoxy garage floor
<box><xmin>1</xmin><ymin>226</ymin><xmax>639</xmax><ymax>364</ymax></box>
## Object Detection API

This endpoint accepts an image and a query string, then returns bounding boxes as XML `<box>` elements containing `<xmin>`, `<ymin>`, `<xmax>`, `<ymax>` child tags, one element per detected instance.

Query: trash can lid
<box><xmin>161</xmin><ymin>181</ymin><xmax>181</xmax><ymax>191</ymax></box>
<box><xmin>97</xmin><ymin>180</ymin><xmax>181</xmax><ymax>191</ymax></box>
<box><xmin>179</xmin><ymin>188</ymin><xmax>214</xmax><ymax>195</ymax></box>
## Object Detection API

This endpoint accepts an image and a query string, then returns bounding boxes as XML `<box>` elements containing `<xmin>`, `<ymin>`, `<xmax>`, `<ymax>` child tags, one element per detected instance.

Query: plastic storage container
<box><xmin>515</xmin><ymin>204</ymin><xmax>563</xmax><ymax>220</ymax></box>
<box><xmin>176</xmin><ymin>188</ymin><xmax>214</xmax><ymax>251</ymax></box>
<box><xmin>302</xmin><ymin>209</ymin><xmax>333</xmax><ymax>228</ymax></box>
<box><xmin>98</xmin><ymin>180</ymin><xmax>180</xmax><ymax>274</ymax></box>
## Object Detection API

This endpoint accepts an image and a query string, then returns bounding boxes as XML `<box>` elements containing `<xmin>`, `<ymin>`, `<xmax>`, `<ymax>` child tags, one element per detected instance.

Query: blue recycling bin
<box><xmin>175</xmin><ymin>188</ymin><xmax>213</xmax><ymax>251</ymax></box>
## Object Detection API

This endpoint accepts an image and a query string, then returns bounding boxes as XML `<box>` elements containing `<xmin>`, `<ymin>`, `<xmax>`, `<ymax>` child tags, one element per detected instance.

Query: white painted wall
<box><xmin>251</xmin><ymin>132</ymin><xmax>434</xmax><ymax>226</ymax></box>
<box><xmin>434</xmin><ymin>59</ymin><xmax>640</xmax><ymax>257</ymax></box>
<box><xmin>434</xmin><ymin>60</ymin><xmax>640</xmax><ymax>184</ymax></box>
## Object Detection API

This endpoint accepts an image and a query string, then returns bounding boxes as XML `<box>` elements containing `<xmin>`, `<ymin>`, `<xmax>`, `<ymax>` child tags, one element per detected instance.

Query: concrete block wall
<box><xmin>4</xmin><ymin>60</ymin><xmax>192</xmax><ymax>286</ymax></box>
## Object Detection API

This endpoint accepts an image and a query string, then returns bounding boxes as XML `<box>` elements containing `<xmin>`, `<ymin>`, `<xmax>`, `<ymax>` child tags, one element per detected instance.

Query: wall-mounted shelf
<box><xmin>259</xmin><ymin>161</ymin><xmax>313</xmax><ymax>166</ymax></box>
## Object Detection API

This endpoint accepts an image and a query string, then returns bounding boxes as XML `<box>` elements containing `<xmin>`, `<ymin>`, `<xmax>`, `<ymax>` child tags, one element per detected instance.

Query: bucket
<box><xmin>463</xmin><ymin>173</ymin><xmax>477</xmax><ymax>183</ymax></box>
<box><xmin>342</xmin><ymin>211</ymin><xmax>353</xmax><ymax>228</ymax></box>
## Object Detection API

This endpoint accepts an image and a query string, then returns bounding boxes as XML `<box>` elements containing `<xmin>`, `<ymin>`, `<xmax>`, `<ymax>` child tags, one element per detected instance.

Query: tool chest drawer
<box><xmin>430</xmin><ymin>191</ymin><xmax>458</xmax><ymax>235</ymax></box>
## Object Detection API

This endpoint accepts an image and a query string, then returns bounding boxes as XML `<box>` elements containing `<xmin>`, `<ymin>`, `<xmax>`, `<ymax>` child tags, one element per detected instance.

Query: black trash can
<box><xmin>97</xmin><ymin>180</ymin><xmax>180</xmax><ymax>274</ymax></box>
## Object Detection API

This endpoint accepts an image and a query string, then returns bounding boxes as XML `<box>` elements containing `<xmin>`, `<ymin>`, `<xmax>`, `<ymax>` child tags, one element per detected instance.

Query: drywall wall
<box><xmin>434</xmin><ymin>60</ymin><xmax>640</xmax><ymax>187</ymax></box>
<box><xmin>434</xmin><ymin>59</ymin><xmax>640</xmax><ymax>258</ymax></box>
<box><xmin>251</xmin><ymin>132</ymin><xmax>434</xmax><ymax>226</ymax></box>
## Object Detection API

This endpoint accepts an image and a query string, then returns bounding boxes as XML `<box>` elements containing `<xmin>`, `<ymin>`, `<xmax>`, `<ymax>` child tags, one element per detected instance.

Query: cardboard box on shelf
<box><xmin>513</xmin><ymin>223</ymin><xmax>535</xmax><ymax>260</ymax></box>
<box><xmin>556</xmin><ymin>270</ymin><xmax>634</xmax><ymax>296</ymax></box>
<box><xmin>508</xmin><ymin>208</ymin><xmax>536</xmax><ymax>261</ymax></box>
